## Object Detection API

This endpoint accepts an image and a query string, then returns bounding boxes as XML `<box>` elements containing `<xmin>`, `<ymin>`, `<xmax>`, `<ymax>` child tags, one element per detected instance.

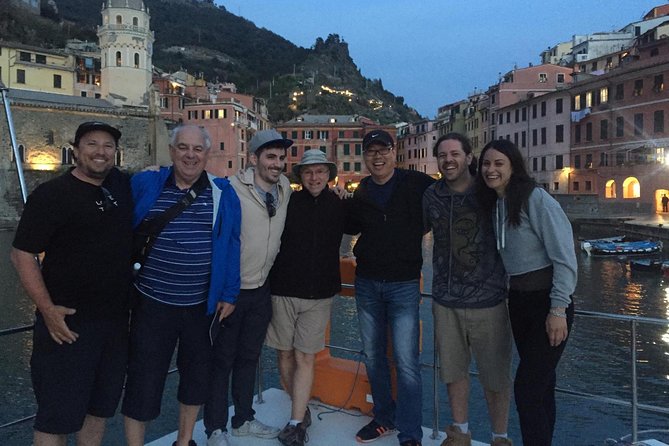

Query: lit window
<box><xmin>585</xmin><ymin>92</ymin><xmax>592</xmax><ymax>108</ymax></box>
<box><xmin>539</xmin><ymin>73</ymin><xmax>547</xmax><ymax>83</ymax></box>
<box><xmin>600</xmin><ymin>87</ymin><xmax>608</xmax><ymax>103</ymax></box>
<box><xmin>574</xmin><ymin>95</ymin><xmax>581</xmax><ymax>111</ymax></box>
<box><xmin>622</xmin><ymin>177</ymin><xmax>640</xmax><ymax>198</ymax></box>
<box><xmin>605</xmin><ymin>180</ymin><xmax>616</xmax><ymax>198</ymax></box>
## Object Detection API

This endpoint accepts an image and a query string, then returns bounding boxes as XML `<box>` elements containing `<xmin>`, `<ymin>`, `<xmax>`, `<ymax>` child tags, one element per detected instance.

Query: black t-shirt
<box><xmin>13</xmin><ymin>168</ymin><xmax>133</xmax><ymax>318</ymax></box>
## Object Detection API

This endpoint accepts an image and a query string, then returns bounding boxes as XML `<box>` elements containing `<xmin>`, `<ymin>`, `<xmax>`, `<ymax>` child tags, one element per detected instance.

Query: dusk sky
<box><xmin>217</xmin><ymin>1</ymin><xmax>664</xmax><ymax>118</ymax></box>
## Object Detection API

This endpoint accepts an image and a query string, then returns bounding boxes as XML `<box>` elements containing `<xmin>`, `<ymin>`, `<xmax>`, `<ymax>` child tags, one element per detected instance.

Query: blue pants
<box><xmin>355</xmin><ymin>277</ymin><xmax>423</xmax><ymax>443</ymax></box>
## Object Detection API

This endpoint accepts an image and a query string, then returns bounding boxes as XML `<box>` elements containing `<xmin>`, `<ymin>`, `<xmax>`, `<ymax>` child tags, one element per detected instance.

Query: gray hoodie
<box><xmin>494</xmin><ymin>187</ymin><xmax>577</xmax><ymax>308</ymax></box>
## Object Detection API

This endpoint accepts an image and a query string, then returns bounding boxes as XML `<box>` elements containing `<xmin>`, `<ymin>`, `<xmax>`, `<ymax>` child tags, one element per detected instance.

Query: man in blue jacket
<box><xmin>122</xmin><ymin>125</ymin><xmax>241</xmax><ymax>446</ymax></box>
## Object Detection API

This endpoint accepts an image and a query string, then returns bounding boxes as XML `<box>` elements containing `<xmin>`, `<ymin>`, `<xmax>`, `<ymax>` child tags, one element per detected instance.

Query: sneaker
<box><xmin>232</xmin><ymin>418</ymin><xmax>281</xmax><ymax>439</ymax></box>
<box><xmin>356</xmin><ymin>420</ymin><xmax>397</xmax><ymax>443</ymax></box>
<box><xmin>441</xmin><ymin>425</ymin><xmax>471</xmax><ymax>446</ymax></box>
<box><xmin>400</xmin><ymin>441</ymin><xmax>422</xmax><ymax>446</ymax></box>
<box><xmin>278</xmin><ymin>422</ymin><xmax>308</xmax><ymax>446</ymax></box>
<box><xmin>491</xmin><ymin>437</ymin><xmax>513</xmax><ymax>446</ymax></box>
<box><xmin>303</xmin><ymin>406</ymin><xmax>312</xmax><ymax>428</ymax></box>
<box><xmin>171</xmin><ymin>441</ymin><xmax>197</xmax><ymax>446</ymax></box>
<box><xmin>207</xmin><ymin>429</ymin><xmax>231</xmax><ymax>446</ymax></box>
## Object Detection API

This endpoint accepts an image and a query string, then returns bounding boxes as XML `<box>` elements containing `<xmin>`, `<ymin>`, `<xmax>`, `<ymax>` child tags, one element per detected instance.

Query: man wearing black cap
<box><xmin>345</xmin><ymin>129</ymin><xmax>435</xmax><ymax>446</ymax></box>
<box><xmin>11</xmin><ymin>121</ymin><xmax>132</xmax><ymax>446</ymax></box>
<box><xmin>204</xmin><ymin>129</ymin><xmax>292</xmax><ymax>446</ymax></box>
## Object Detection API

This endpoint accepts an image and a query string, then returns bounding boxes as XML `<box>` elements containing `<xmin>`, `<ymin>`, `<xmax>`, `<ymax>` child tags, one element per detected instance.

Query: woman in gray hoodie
<box><xmin>476</xmin><ymin>139</ymin><xmax>577</xmax><ymax>446</ymax></box>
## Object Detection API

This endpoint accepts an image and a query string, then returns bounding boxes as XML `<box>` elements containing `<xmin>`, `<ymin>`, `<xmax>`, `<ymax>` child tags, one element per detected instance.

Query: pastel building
<box><xmin>396</xmin><ymin>120</ymin><xmax>439</xmax><ymax>177</ymax></box>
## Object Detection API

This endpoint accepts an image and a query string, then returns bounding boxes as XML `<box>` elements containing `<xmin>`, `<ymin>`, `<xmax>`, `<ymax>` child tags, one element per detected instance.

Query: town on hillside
<box><xmin>2</xmin><ymin>0</ymin><xmax>669</xmax><ymax>222</ymax></box>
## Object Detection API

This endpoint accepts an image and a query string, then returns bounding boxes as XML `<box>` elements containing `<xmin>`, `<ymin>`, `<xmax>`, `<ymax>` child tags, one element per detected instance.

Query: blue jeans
<box><xmin>355</xmin><ymin>277</ymin><xmax>423</xmax><ymax>443</ymax></box>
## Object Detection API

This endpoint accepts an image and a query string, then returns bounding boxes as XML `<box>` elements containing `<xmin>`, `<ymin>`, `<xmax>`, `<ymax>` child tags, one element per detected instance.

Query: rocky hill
<box><xmin>1</xmin><ymin>0</ymin><xmax>421</xmax><ymax>123</ymax></box>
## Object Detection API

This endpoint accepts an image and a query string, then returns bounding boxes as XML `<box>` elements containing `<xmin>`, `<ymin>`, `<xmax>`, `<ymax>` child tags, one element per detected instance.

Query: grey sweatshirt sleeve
<box><xmin>527</xmin><ymin>189</ymin><xmax>578</xmax><ymax>307</ymax></box>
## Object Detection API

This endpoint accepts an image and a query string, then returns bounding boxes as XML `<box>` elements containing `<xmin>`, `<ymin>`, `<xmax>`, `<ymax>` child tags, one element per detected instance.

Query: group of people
<box><xmin>11</xmin><ymin>120</ymin><xmax>576</xmax><ymax>446</ymax></box>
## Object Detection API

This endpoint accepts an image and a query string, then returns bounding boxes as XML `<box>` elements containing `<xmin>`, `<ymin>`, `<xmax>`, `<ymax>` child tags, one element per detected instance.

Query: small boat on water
<box><xmin>580</xmin><ymin>235</ymin><xmax>626</xmax><ymax>253</ymax></box>
<box><xmin>628</xmin><ymin>258</ymin><xmax>669</xmax><ymax>273</ymax></box>
<box><xmin>583</xmin><ymin>239</ymin><xmax>663</xmax><ymax>257</ymax></box>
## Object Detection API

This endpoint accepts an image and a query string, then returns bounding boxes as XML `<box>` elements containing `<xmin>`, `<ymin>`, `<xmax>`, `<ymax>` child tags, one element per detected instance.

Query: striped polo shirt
<box><xmin>136</xmin><ymin>177</ymin><xmax>213</xmax><ymax>306</ymax></box>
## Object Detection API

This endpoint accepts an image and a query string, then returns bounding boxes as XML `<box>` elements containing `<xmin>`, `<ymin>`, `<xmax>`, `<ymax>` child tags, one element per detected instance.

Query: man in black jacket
<box><xmin>266</xmin><ymin>149</ymin><xmax>345</xmax><ymax>446</ymax></box>
<box><xmin>346</xmin><ymin>130</ymin><xmax>435</xmax><ymax>446</ymax></box>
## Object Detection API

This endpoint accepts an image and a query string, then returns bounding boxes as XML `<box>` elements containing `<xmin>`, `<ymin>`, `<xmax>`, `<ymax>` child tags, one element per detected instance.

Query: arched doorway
<box><xmin>605</xmin><ymin>179</ymin><xmax>616</xmax><ymax>198</ymax></box>
<box><xmin>622</xmin><ymin>177</ymin><xmax>640</xmax><ymax>199</ymax></box>
<box><xmin>656</xmin><ymin>189</ymin><xmax>669</xmax><ymax>213</ymax></box>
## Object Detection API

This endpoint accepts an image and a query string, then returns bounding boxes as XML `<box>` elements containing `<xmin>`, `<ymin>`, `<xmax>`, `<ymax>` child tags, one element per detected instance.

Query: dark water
<box><xmin>1</xmin><ymin>230</ymin><xmax>668</xmax><ymax>445</ymax></box>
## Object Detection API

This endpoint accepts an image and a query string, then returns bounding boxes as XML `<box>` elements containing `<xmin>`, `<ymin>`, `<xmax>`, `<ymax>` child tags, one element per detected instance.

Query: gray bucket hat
<box><xmin>249</xmin><ymin>129</ymin><xmax>293</xmax><ymax>154</ymax></box>
<box><xmin>292</xmin><ymin>149</ymin><xmax>337</xmax><ymax>182</ymax></box>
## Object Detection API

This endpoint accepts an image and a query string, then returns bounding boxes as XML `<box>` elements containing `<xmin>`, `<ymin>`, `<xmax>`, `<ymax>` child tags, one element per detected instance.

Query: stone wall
<box><xmin>554</xmin><ymin>193</ymin><xmax>654</xmax><ymax>220</ymax></box>
<box><xmin>0</xmin><ymin>104</ymin><xmax>168</xmax><ymax>222</ymax></box>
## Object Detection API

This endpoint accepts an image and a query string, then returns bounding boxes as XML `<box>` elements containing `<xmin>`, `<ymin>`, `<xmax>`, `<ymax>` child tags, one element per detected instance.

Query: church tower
<box><xmin>98</xmin><ymin>0</ymin><xmax>154</xmax><ymax>107</ymax></box>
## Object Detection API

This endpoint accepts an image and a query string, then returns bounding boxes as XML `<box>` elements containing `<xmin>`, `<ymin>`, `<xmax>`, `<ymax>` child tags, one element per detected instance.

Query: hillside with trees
<box><xmin>1</xmin><ymin>0</ymin><xmax>421</xmax><ymax>123</ymax></box>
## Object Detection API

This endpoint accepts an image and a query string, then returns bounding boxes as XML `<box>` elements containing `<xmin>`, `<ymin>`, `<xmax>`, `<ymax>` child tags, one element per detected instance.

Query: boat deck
<box><xmin>146</xmin><ymin>388</ymin><xmax>488</xmax><ymax>446</ymax></box>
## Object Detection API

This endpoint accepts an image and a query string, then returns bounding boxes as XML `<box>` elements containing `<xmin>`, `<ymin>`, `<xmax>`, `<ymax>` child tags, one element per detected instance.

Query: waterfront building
<box><xmin>463</xmin><ymin>91</ymin><xmax>490</xmax><ymax>153</ymax></box>
<box><xmin>434</xmin><ymin>100</ymin><xmax>467</xmax><ymax>137</ymax></box>
<box><xmin>0</xmin><ymin>43</ymin><xmax>77</xmax><ymax>96</ymax></box>
<box><xmin>568</xmin><ymin>28</ymin><xmax>669</xmax><ymax>214</ymax></box>
<box><xmin>275</xmin><ymin>114</ymin><xmax>393</xmax><ymax>188</ymax></box>
<box><xmin>396</xmin><ymin>119</ymin><xmax>439</xmax><ymax>177</ymax></box>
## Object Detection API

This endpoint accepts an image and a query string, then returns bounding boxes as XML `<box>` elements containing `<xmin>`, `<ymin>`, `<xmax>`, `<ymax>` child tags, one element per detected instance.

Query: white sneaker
<box><xmin>232</xmin><ymin>419</ymin><xmax>280</xmax><ymax>439</ymax></box>
<box><xmin>207</xmin><ymin>429</ymin><xmax>231</xmax><ymax>446</ymax></box>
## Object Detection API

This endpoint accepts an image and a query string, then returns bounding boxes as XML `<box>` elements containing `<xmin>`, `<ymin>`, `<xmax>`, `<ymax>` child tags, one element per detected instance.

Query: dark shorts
<box><xmin>121</xmin><ymin>296</ymin><xmax>212</xmax><ymax>422</ymax></box>
<box><xmin>31</xmin><ymin>312</ymin><xmax>129</xmax><ymax>434</ymax></box>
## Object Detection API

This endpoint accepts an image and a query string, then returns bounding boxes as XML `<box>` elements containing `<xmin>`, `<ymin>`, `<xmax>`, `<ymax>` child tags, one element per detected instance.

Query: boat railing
<box><xmin>1</xmin><ymin>289</ymin><xmax>668</xmax><ymax>444</ymax></box>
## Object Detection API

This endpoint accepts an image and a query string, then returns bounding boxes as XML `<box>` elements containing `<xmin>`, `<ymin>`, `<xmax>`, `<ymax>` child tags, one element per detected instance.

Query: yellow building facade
<box><xmin>0</xmin><ymin>44</ymin><xmax>75</xmax><ymax>95</ymax></box>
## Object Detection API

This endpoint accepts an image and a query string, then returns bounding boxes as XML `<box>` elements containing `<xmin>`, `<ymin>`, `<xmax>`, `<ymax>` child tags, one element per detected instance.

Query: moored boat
<box><xmin>628</xmin><ymin>258</ymin><xmax>669</xmax><ymax>272</ymax></box>
<box><xmin>583</xmin><ymin>239</ymin><xmax>663</xmax><ymax>256</ymax></box>
<box><xmin>580</xmin><ymin>235</ymin><xmax>626</xmax><ymax>253</ymax></box>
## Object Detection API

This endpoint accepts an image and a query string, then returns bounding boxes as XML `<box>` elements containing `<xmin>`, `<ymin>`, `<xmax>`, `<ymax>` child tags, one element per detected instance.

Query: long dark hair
<box><xmin>475</xmin><ymin>139</ymin><xmax>536</xmax><ymax>227</ymax></box>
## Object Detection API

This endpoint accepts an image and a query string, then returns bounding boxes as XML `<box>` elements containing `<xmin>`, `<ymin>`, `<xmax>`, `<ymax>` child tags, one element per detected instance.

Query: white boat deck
<box><xmin>146</xmin><ymin>388</ymin><xmax>488</xmax><ymax>446</ymax></box>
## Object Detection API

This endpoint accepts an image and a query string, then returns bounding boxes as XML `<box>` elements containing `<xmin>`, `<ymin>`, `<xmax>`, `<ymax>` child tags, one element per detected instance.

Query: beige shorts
<box><xmin>265</xmin><ymin>295</ymin><xmax>334</xmax><ymax>354</ymax></box>
<box><xmin>433</xmin><ymin>300</ymin><xmax>512</xmax><ymax>392</ymax></box>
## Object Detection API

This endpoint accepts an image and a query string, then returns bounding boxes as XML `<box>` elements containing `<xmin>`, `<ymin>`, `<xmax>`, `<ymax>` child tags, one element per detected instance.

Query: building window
<box><xmin>600</xmin><ymin>87</ymin><xmax>608</xmax><ymax>103</ymax></box>
<box><xmin>556</xmin><ymin>125</ymin><xmax>564</xmax><ymax>143</ymax></box>
<box><xmin>574</xmin><ymin>154</ymin><xmax>581</xmax><ymax>168</ymax></box>
<box><xmin>160</xmin><ymin>97</ymin><xmax>168</xmax><ymax>108</ymax></box>
<box><xmin>557</xmin><ymin>73</ymin><xmax>565</xmax><ymax>83</ymax></box>
<box><xmin>521</xmin><ymin>131</ymin><xmax>526</xmax><ymax>148</ymax></box>
<box><xmin>556</xmin><ymin>154</ymin><xmax>563</xmax><ymax>169</ymax></box>
<box><xmin>573</xmin><ymin>181</ymin><xmax>580</xmax><ymax>191</ymax></box>
<box><xmin>654</xmin><ymin>74</ymin><xmax>664</xmax><ymax>92</ymax></box>
<box><xmin>532</xmin><ymin>129</ymin><xmax>537</xmax><ymax>146</ymax></box>
<box><xmin>541</xmin><ymin>157</ymin><xmax>546</xmax><ymax>171</ymax></box>
<box><xmin>320</xmin><ymin>146</ymin><xmax>326</xmax><ymax>154</ymax></box>
<box><xmin>532</xmin><ymin>104</ymin><xmax>537</xmax><ymax>119</ymax></box>
<box><xmin>585</xmin><ymin>91</ymin><xmax>593</xmax><ymax>108</ymax></box>
<box><xmin>17</xmin><ymin>69</ymin><xmax>26</xmax><ymax>84</ymax></box>
<box><xmin>35</xmin><ymin>54</ymin><xmax>46</xmax><ymax>64</ymax></box>
<box><xmin>554</xmin><ymin>182</ymin><xmax>560</xmax><ymax>191</ymax></box>
<box><xmin>586</xmin><ymin>122</ymin><xmax>592</xmax><ymax>141</ymax></box>
<box><xmin>53</xmin><ymin>74</ymin><xmax>61</xmax><ymax>88</ymax></box>
<box><xmin>133</xmin><ymin>17</ymin><xmax>139</xmax><ymax>26</ymax></box>
<box><xmin>116</xmin><ymin>15</ymin><xmax>122</xmax><ymax>24</ymax></box>
<box><xmin>81</xmin><ymin>91</ymin><xmax>87</xmax><ymax>97</ymax></box>
<box><xmin>540</xmin><ymin>127</ymin><xmax>546</xmax><ymax>145</ymax></box>
<box><xmin>541</xmin><ymin>101</ymin><xmax>546</xmax><ymax>117</ymax></box>
<box><xmin>522</xmin><ymin>107</ymin><xmax>527</xmax><ymax>121</ymax></box>
<box><xmin>338</xmin><ymin>130</ymin><xmax>345</xmax><ymax>138</ymax></box>
<box><xmin>134</xmin><ymin>53</ymin><xmax>140</xmax><ymax>68</ymax></box>
<box><xmin>317</xmin><ymin>130</ymin><xmax>329</xmax><ymax>140</ymax></box>
<box><xmin>574</xmin><ymin>94</ymin><xmax>581</xmax><ymax>111</ymax></box>
<box><xmin>633</xmin><ymin>79</ymin><xmax>643</xmax><ymax>96</ymax></box>
<box><xmin>19</xmin><ymin>51</ymin><xmax>31</xmax><ymax>62</ymax></box>
<box><xmin>355</xmin><ymin>144</ymin><xmax>362</xmax><ymax>155</ymax></box>
<box><xmin>343</xmin><ymin>143</ymin><xmax>350</xmax><ymax>155</ymax></box>
<box><xmin>651</xmin><ymin>47</ymin><xmax>660</xmax><ymax>57</ymax></box>
<box><xmin>506</xmin><ymin>112</ymin><xmax>510</xmax><ymax>123</ymax></box>
<box><xmin>654</xmin><ymin>110</ymin><xmax>664</xmax><ymax>133</ymax></box>
<box><xmin>291</xmin><ymin>146</ymin><xmax>298</xmax><ymax>157</ymax></box>
<box><xmin>116</xmin><ymin>51</ymin><xmax>122</xmax><ymax>67</ymax></box>
<box><xmin>615</xmin><ymin>84</ymin><xmax>624</xmax><ymax>100</ymax></box>
<box><xmin>515</xmin><ymin>109</ymin><xmax>519</xmax><ymax>123</ymax></box>
<box><xmin>585</xmin><ymin>181</ymin><xmax>592</xmax><ymax>191</ymax></box>
<box><xmin>218</xmin><ymin>142</ymin><xmax>224</xmax><ymax>151</ymax></box>
<box><xmin>575</xmin><ymin>124</ymin><xmax>581</xmax><ymax>143</ymax></box>
<box><xmin>600</xmin><ymin>119</ymin><xmax>609</xmax><ymax>140</ymax></box>
<box><xmin>539</xmin><ymin>73</ymin><xmax>548</xmax><ymax>83</ymax></box>
<box><xmin>532</xmin><ymin>158</ymin><xmax>538</xmax><ymax>171</ymax></box>
<box><xmin>11</xmin><ymin>144</ymin><xmax>26</xmax><ymax>163</ymax></box>
<box><xmin>556</xmin><ymin>98</ymin><xmax>563</xmax><ymax>114</ymax></box>
<box><xmin>634</xmin><ymin>113</ymin><xmax>644</xmax><ymax>135</ymax></box>
<box><xmin>343</xmin><ymin>162</ymin><xmax>350</xmax><ymax>171</ymax></box>
<box><xmin>61</xmin><ymin>146</ymin><xmax>73</xmax><ymax>165</ymax></box>
<box><xmin>303</xmin><ymin>130</ymin><xmax>313</xmax><ymax>139</ymax></box>
<box><xmin>616</xmin><ymin>116</ymin><xmax>624</xmax><ymax>137</ymax></box>
<box><xmin>585</xmin><ymin>153</ymin><xmax>593</xmax><ymax>168</ymax></box>
<box><xmin>354</xmin><ymin>162</ymin><xmax>361</xmax><ymax>171</ymax></box>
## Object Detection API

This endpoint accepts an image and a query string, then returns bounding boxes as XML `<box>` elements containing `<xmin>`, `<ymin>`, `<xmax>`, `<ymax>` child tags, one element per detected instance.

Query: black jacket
<box><xmin>269</xmin><ymin>188</ymin><xmax>345</xmax><ymax>299</ymax></box>
<box><xmin>345</xmin><ymin>169</ymin><xmax>435</xmax><ymax>282</ymax></box>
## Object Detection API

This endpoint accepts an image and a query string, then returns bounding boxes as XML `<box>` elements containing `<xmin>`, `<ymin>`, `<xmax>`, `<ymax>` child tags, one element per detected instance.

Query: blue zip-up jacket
<box><xmin>131</xmin><ymin>167</ymin><xmax>241</xmax><ymax>314</ymax></box>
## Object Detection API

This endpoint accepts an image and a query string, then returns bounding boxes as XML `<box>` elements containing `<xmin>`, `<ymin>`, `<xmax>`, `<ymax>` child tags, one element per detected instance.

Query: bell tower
<box><xmin>98</xmin><ymin>0</ymin><xmax>154</xmax><ymax>107</ymax></box>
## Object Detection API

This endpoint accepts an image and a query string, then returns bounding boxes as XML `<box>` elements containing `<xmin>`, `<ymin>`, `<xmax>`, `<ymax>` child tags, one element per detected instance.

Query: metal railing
<box><xmin>1</xmin><ymin>291</ymin><xmax>668</xmax><ymax>444</ymax></box>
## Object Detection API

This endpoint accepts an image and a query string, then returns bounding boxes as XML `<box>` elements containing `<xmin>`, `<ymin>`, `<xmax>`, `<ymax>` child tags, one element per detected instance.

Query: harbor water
<box><xmin>1</xmin><ymin>230</ymin><xmax>668</xmax><ymax>445</ymax></box>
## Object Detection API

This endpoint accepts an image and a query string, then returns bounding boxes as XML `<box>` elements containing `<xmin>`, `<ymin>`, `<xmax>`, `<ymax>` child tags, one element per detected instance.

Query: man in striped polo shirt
<box><xmin>122</xmin><ymin>125</ymin><xmax>241</xmax><ymax>446</ymax></box>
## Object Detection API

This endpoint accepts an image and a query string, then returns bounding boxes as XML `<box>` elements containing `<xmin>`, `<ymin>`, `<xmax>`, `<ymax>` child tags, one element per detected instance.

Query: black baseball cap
<box><xmin>74</xmin><ymin>121</ymin><xmax>122</xmax><ymax>146</ymax></box>
<box><xmin>362</xmin><ymin>130</ymin><xmax>394</xmax><ymax>150</ymax></box>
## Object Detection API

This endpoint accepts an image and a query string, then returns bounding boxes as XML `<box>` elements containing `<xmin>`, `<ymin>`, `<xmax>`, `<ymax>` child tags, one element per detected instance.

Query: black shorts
<box><xmin>31</xmin><ymin>312</ymin><xmax>129</xmax><ymax>434</ymax></box>
<box><xmin>121</xmin><ymin>296</ymin><xmax>212</xmax><ymax>422</ymax></box>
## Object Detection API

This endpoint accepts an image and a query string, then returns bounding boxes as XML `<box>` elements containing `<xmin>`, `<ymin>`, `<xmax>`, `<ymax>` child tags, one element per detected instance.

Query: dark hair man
<box><xmin>345</xmin><ymin>129</ymin><xmax>435</xmax><ymax>446</ymax></box>
<box><xmin>204</xmin><ymin>129</ymin><xmax>293</xmax><ymax>446</ymax></box>
<box><xmin>122</xmin><ymin>125</ymin><xmax>241</xmax><ymax>446</ymax></box>
<box><xmin>11</xmin><ymin>121</ymin><xmax>132</xmax><ymax>446</ymax></box>
<box><xmin>423</xmin><ymin>133</ymin><xmax>512</xmax><ymax>446</ymax></box>
<box><xmin>266</xmin><ymin>149</ymin><xmax>346</xmax><ymax>446</ymax></box>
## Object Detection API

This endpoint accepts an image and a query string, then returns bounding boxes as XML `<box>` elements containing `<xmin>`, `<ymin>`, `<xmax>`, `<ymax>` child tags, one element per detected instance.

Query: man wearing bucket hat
<box><xmin>204</xmin><ymin>129</ymin><xmax>292</xmax><ymax>446</ymax></box>
<box><xmin>11</xmin><ymin>121</ymin><xmax>132</xmax><ymax>446</ymax></box>
<box><xmin>266</xmin><ymin>149</ymin><xmax>346</xmax><ymax>446</ymax></box>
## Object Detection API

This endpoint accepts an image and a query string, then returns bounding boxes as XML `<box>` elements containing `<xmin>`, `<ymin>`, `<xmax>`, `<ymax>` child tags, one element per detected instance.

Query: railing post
<box><xmin>431</xmin><ymin>324</ymin><xmax>440</xmax><ymax>439</ymax></box>
<box><xmin>631</xmin><ymin>319</ymin><xmax>638</xmax><ymax>443</ymax></box>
